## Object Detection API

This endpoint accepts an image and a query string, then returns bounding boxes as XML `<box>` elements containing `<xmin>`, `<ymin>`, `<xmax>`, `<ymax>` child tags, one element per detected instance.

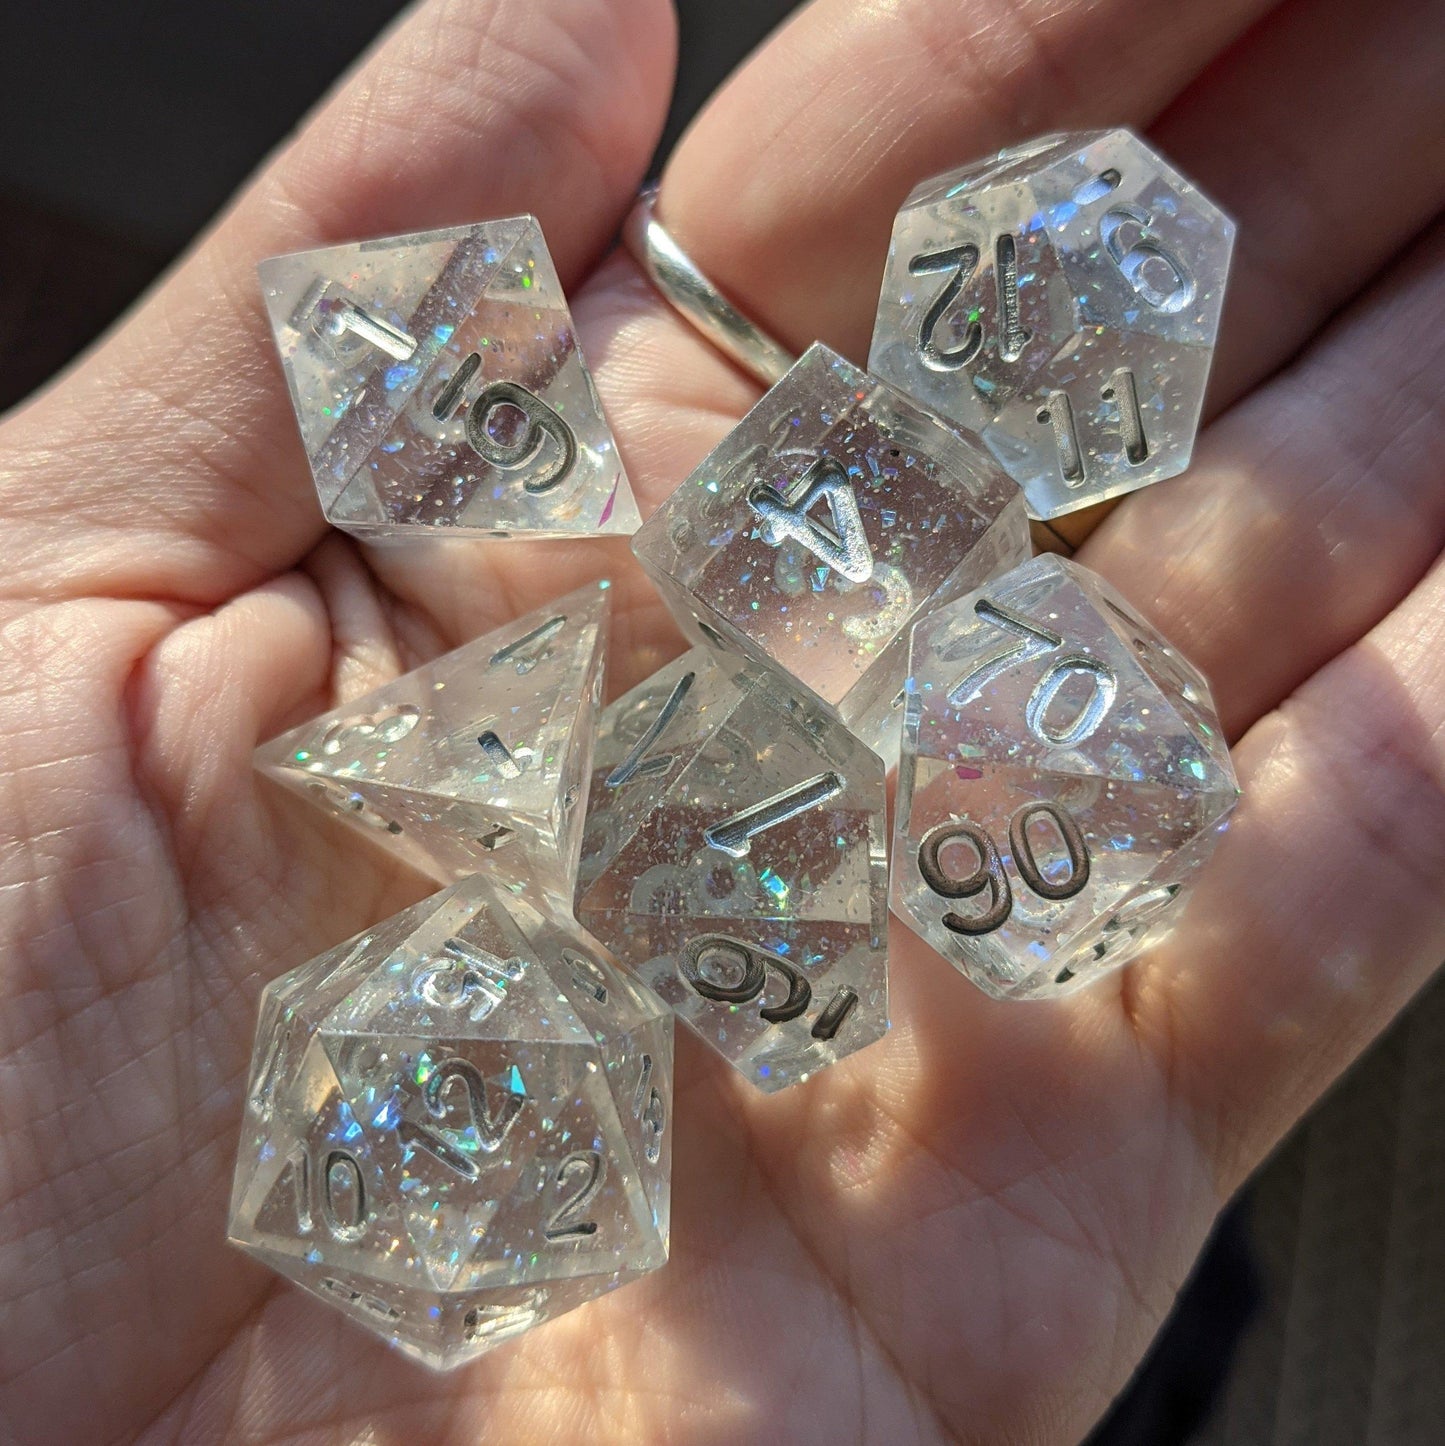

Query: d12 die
<box><xmin>260</xmin><ymin>217</ymin><xmax>640</xmax><ymax>538</ymax></box>
<box><xmin>631</xmin><ymin>343</ymin><xmax>1028</xmax><ymax>752</ymax></box>
<box><xmin>254</xmin><ymin>585</ymin><xmax>608</xmax><ymax>898</ymax></box>
<box><xmin>893</xmin><ymin>555</ymin><xmax>1238</xmax><ymax>998</ymax></box>
<box><xmin>229</xmin><ymin>877</ymin><xmax>671</xmax><ymax>1369</ymax></box>
<box><xmin>576</xmin><ymin>647</ymin><xmax>888</xmax><ymax>1091</ymax></box>
<box><xmin>869</xmin><ymin>130</ymin><xmax>1234</xmax><ymax>521</ymax></box>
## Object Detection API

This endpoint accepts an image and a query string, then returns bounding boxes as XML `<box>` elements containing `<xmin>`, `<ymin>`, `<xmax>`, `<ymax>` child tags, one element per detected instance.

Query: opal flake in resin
<box><xmin>261</xmin><ymin>218</ymin><xmax>640</xmax><ymax>538</ymax></box>
<box><xmin>892</xmin><ymin>555</ymin><xmax>1239</xmax><ymax>998</ymax></box>
<box><xmin>229</xmin><ymin>878</ymin><xmax>671</xmax><ymax>1368</ymax></box>
<box><xmin>254</xmin><ymin>586</ymin><xmax>608</xmax><ymax>899</ymax></box>
<box><xmin>631</xmin><ymin>343</ymin><xmax>1029</xmax><ymax>755</ymax></box>
<box><xmin>577</xmin><ymin>647</ymin><xmax>889</xmax><ymax>1091</ymax></box>
<box><xmin>870</xmin><ymin>130</ymin><xmax>1234</xmax><ymax>520</ymax></box>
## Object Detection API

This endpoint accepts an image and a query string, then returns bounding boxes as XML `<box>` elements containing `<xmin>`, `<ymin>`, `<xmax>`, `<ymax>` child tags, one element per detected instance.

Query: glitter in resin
<box><xmin>254</xmin><ymin>585</ymin><xmax>608</xmax><ymax>900</ymax></box>
<box><xmin>260</xmin><ymin>218</ymin><xmax>641</xmax><ymax>537</ymax></box>
<box><xmin>892</xmin><ymin>555</ymin><xmax>1239</xmax><ymax>998</ymax></box>
<box><xmin>576</xmin><ymin>648</ymin><xmax>889</xmax><ymax>1091</ymax></box>
<box><xmin>228</xmin><ymin>877</ymin><xmax>672</xmax><ymax>1369</ymax></box>
<box><xmin>869</xmin><ymin>130</ymin><xmax>1234</xmax><ymax>520</ymax></box>
<box><xmin>630</xmin><ymin>343</ymin><xmax>1028</xmax><ymax>756</ymax></box>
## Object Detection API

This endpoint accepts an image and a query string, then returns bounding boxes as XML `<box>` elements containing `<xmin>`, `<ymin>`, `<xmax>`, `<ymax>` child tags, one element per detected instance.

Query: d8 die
<box><xmin>869</xmin><ymin>130</ymin><xmax>1234</xmax><ymax>520</ymax></box>
<box><xmin>631</xmin><ymin>342</ymin><xmax>1028</xmax><ymax>753</ymax></box>
<box><xmin>254</xmin><ymin>586</ymin><xmax>608</xmax><ymax>899</ymax></box>
<box><xmin>576</xmin><ymin>648</ymin><xmax>888</xmax><ymax>1091</ymax></box>
<box><xmin>229</xmin><ymin>877</ymin><xmax>671</xmax><ymax>1369</ymax></box>
<box><xmin>893</xmin><ymin>555</ymin><xmax>1238</xmax><ymax>998</ymax></box>
<box><xmin>261</xmin><ymin>217</ymin><xmax>640</xmax><ymax>537</ymax></box>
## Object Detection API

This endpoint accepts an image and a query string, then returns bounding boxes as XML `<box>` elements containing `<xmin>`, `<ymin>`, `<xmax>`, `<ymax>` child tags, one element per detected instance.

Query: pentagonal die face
<box><xmin>577</xmin><ymin>650</ymin><xmax>890</xmax><ymax>1091</ymax></box>
<box><xmin>260</xmin><ymin>218</ymin><xmax>640</xmax><ymax>538</ymax></box>
<box><xmin>229</xmin><ymin>879</ymin><xmax>672</xmax><ymax>1369</ymax></box>
<box><xmin>870</xmin><ymin>130</ymin><xmax>1234</xmax><ymax>520</ymax></box>
<box><xmin>892</xmin><ymin>556</ymin><xmax>1239</xmax><ymax>998</ymax></box>
<box><xmin>254</xmin><ymin>587</ymin><xmax>608</xmax><ymax>899</ymax></box>
<box><xmin>631</xmin><ymin>343</ymin><xmax>1028</xmax><ymax>752</ymax></box>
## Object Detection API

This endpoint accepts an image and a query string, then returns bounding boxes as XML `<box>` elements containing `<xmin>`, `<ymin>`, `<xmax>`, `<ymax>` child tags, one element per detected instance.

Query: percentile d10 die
<box><xmin>892</xmin><ymin>555</ymin><xmax>1239</xmax><ymax>998</ymax></box>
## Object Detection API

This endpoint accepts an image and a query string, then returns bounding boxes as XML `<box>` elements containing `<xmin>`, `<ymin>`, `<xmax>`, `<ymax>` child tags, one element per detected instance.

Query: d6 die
<box><xmin>229</xmin><ymin>877</ymin><xmax>671</xmax><ymax>1369</ymax></box>
<box><xmin>576</xmin><ymin>648</ymin><xmax>888</xmax><ymax>1091</ymax></box>
<box><xmin>261</xmin><ymin>218</ymin><xmax>640</xmax><ymax>537</ymax></box>
<box><xmin>893</xmin><ymin>555</ymin><xmax>1238</xmax><ymax>998</ymax></box>
<box><xmin>869</xmin><ymin>130</ymin><xmax>1234</xmax><ymax>520</ymax></box>
<box><xmin>631</xmin><ymin>342</ymin><xmax>1028</xmax><ymax>753</ymax></box>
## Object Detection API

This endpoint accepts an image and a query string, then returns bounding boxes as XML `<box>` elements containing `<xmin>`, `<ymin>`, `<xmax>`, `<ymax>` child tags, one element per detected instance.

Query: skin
<box><xmin>0</xmin><ymin>0</ymin><xmax>1442</xmax><ymax>1439</ymax></box>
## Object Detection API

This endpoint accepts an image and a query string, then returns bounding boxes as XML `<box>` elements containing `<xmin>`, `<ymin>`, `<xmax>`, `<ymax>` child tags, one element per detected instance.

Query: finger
<box><xmin>1138</xmin><ymin>547</ymin><xmax>1445</xmax><ymax>1193</ymax></box>
<box><xmin>1157</xmin><ymin>0</ymin><xmax>1445</xmax><ymax>411</ymax></box>
<box><xmin>0</xmin><ymin>0</ymin><xmax>676</xmax><ymax>605</ymax></box>
<box><xmin>661</xmin><ymin>0</ymin><xmax>1277</xmax><ymax>358</ymax></box>
<box><xmin>1046</xmin><ymin>0</ymin><xmax>1445</xmax><ymax>548</ymax></box>
<box><xmin>1081</xmin><ymin>215</ymin><xmax>1445</xmax><ymax>741</ymax></box>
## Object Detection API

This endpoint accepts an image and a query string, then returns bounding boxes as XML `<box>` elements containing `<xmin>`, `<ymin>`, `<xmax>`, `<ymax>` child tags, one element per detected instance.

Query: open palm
<box><xmin>2</xmin><ymin>0</ymin><xmax>1443</xmax><ymax>1440</ymax></box>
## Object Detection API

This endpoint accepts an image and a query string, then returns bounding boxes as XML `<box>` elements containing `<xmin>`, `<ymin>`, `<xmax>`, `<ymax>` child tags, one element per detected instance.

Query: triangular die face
<box><xmin>325</xmin><ymin>1030</ymin><xmax>663</xmax><ymax>1292</ymax></box>
<box><xmin>261</xmin><ymin>216</ymin><xmax>640</xmax><ymax>538</ymax></box>
<box><xmin>313</xmin><ymin>879</ymin><xmax>593</xmax><ymax>1048</ymax></box>
<box><xmin>910</xmin><ymin>556</ymin><xmax>1229</xmax><ymax>797</ymax></box>
<box><xmin>256</xmin><ymin>587</ymin><xmax>608</xmax><ymax>888</ymax></box>
<box><xmin>229</xmin><ymin>1035</ymin><xmax>418</xmax><ymax>1292</ymax></box>
<box><xmin>577</xmin><ymin>649</ymin><xmax>747</xmax><ymax>901</ymax></box>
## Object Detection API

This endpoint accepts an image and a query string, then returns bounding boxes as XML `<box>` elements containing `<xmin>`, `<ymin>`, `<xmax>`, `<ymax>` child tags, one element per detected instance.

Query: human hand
<box><xmin>1</xmin><ymin>0</ymin><xmax>1441</xmax><ymax>1440</ymax></box>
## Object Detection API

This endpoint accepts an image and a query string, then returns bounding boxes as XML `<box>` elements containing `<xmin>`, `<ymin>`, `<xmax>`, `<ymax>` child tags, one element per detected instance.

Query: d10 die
<box><xmin>261</xmin><ymin>217</ymin><xmax>640</xmax><ymax>537</ymax></box>
<box><xmin>576</xmin><ymin>648</ymin><xmax>889</xmax><ymax>1090</ymax></box>
<box><xmin>631</xmin><ymin>343</ymin><xmax>1028</xmax><ymax>753</ymax></box>
<box><xmin>893</xmin><ymin>555</ymin><xmax>1238</xmax><ymax>998</ymax></box>
<box><xmin>254</xmin><ymin>585</ymin><xmax>608</xmax><ymax>898</ymax></box>
<box><xmin>869</xmin><ymin>130</ymin><xmax>1234</xmax><ymax>521</ymax></box>
<box><xmin>229</xmin><ymin>877</ymin><xmax>671</xmax><ymax>1369</ymax></box>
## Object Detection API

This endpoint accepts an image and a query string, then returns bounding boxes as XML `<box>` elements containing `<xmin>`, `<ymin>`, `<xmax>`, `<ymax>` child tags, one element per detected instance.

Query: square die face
<box><xmin>870</xmin><ymin>130</ymin><xmax>1234</xmax><ymax>520</ymax></box>
<box><xmin>893</xmin><ymin>556</ymin><xmax>1237</xmax><ymax>998</ymax></box>
<box><xmin>632</xmin><ymin>344</ymin><xmax>1026</xmax><ymax>722</ymax></box>
<box><xmin>260</xmin><ymin>219</ymin><xmax>637</xmax><ymax>538</ymax></box>
<box><xmin>578</xmin><ymin>671</ymin><xmax>889</xmax><ymax>1091</ymax></box>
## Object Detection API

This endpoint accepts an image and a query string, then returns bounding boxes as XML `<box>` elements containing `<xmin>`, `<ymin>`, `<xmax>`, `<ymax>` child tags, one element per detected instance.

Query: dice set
<box><xmin>237</xmin><ymin>129</ymin><xmax>1239</xmax><ymax>1365</ymax></box>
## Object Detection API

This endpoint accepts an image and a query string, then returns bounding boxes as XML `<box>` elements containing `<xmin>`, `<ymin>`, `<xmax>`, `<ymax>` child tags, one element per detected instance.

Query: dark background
<box><xmin>1</xmin><ymin>3</ymin><xmax>1439</xmax><ymax>1443</ymax></box>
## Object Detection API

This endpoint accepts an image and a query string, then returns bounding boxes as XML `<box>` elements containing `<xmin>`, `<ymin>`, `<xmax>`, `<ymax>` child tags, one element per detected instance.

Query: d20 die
<box><xmin>576</xmin><ymin>648</ymin><xmax>888</xmax><ymax>1091</ymax></box>
<box><xmin>255</xmin><ymin>585</ymin><xmax>608</xmax><ymax>897</ymax></box>
<box><xmin>260</xmin><ymin>217</ymin><xmax>640</xmax><ymax>538</ymax></box>
<box><xmin>869</xmin><ymin>130</ymin><xmax>1234</xmax><ymax>521</ymax></box>
<box><xmin>631</xmin><ymin>342</ymin><xmax>1028</xmax><ymax>753</ymax></box>
<box><xmin>229</xmin><ymin>876</ymin><xmax>671</xmax><ymax>1369</ymax></box>
<box><xmin>892</xmin><ymin>555</ymin><xmax>1238</xmax><ymax>998</ymax></box>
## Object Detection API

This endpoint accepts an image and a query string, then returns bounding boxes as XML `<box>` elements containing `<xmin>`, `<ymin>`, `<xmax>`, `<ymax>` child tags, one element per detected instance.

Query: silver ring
<box><xmin>623</xmin><ymin>184</ymin><xmax>796</xmax><ymax>388</ymax></box>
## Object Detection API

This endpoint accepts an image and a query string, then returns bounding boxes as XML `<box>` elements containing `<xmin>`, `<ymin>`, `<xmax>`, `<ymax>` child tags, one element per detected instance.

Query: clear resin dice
<box><xmin>631</xmin><ymin>343</ymin><xmax>1028</xmax><ymax>752</ymax></box>
<box><xmin>869</xmin><ymin>130</ymin><xmax>1234</xmax><ymax>521</ymax></box>
<box><xmin>261</xmin><ymin>217</ymin><xmax>640</xmax><ymax>537</ymax></box>
<box><xmin>576</xmin><ymin>647</ymin><xmax>888</xmax><ymax>1090</ymax></box>
<box><xmin>893</xmin><ymin>555</ymin><xmax>1238</xmax><ymax>998</ymax></box>
<box><xmin>229</xmin><ymin>877</ymin><xmax>671</xmax><ymax>1368</ymax></box>
<box><xmin>255</xmin><ymin>586</ymin><xmax>608</xmax><ymax>897</ymax></box>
